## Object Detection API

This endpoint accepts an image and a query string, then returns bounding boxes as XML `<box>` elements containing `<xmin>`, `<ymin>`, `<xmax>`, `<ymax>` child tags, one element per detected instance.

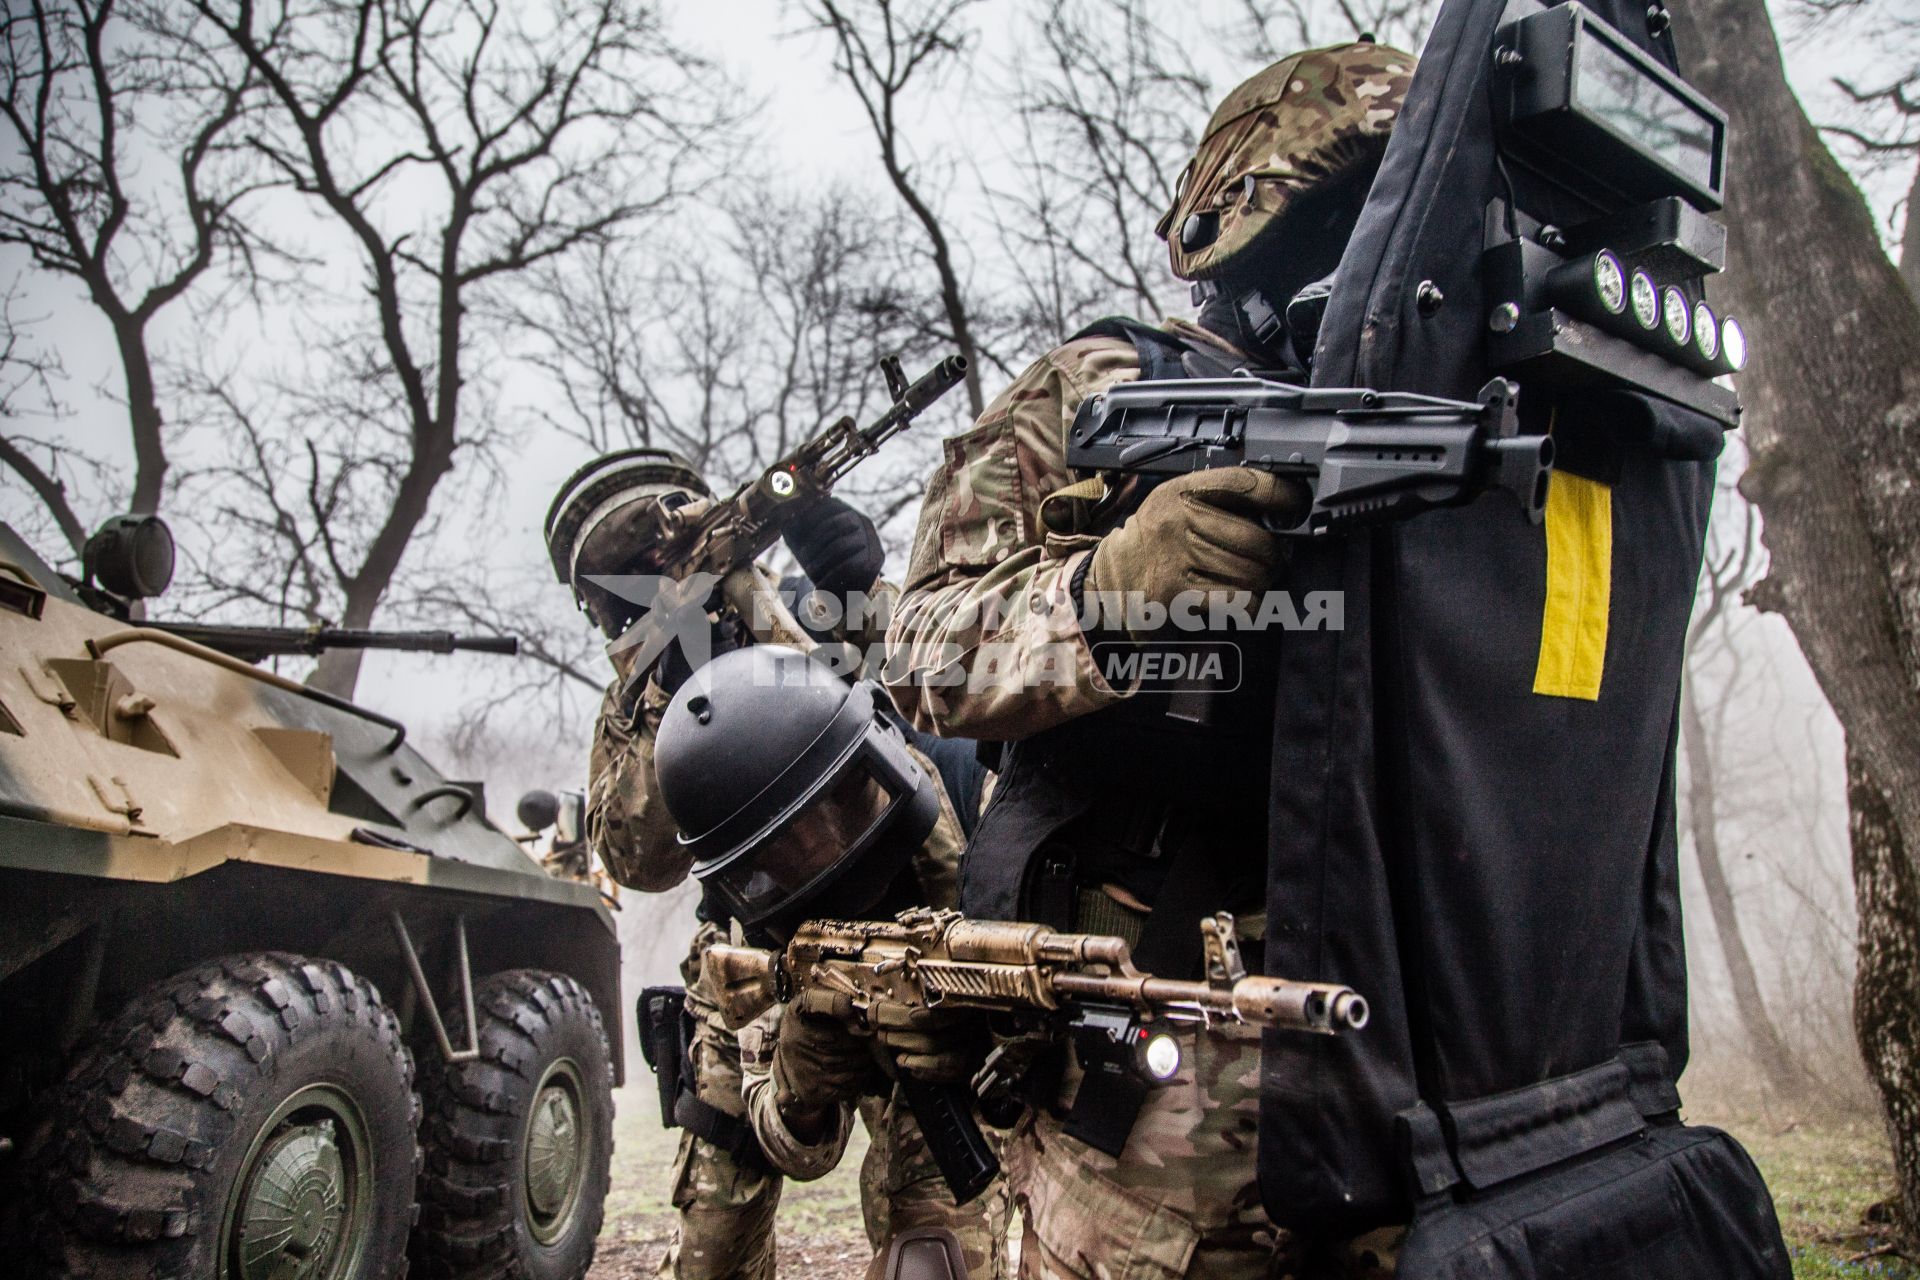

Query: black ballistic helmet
<box><xmin>655</xmin><ymin>645</ymin><xmax>939</xmax><ymax>928</ymax></box>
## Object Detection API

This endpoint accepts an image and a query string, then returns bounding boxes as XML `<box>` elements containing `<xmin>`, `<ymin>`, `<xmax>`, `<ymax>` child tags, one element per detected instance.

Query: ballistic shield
<box><xmin>1259</xmin><ymin>0</ymin><xmax>1786</xmax><ymax>1272</ymax></box>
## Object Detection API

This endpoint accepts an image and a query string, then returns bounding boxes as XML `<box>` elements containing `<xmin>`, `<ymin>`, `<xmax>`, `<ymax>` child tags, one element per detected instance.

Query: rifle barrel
<box><xmin>858</xmin><ymin>355</ymin><xmax>970</xmax><ymax>448</ymax></box>
<box><xmin>144</xmin><ymin>621</ymin><xmax>520</xmax><ymax>661</ymax></box>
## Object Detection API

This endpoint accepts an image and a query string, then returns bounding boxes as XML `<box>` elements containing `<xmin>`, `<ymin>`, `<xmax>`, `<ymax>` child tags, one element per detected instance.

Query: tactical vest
<box><xmin>958</xmin><ymin>318</ymin><xmax>1279</xmax><ymax>981</ymax></box>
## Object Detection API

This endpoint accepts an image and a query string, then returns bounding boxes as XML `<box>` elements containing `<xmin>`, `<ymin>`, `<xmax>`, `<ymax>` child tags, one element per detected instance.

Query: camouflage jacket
<box><xmin>884</xmin><ymin>320</ymin><xmax>1244</xmax><ymax>740</ymax></box>
<box><xmin>587</xmin><ymin>564</ymin><xmax>898</xmax><ymax>893</ymax></box>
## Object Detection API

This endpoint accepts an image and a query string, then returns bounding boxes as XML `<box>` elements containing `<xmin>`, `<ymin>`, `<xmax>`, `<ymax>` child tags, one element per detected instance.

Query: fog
<box><xmin>3</xmin><ymin>0</ymin><xmax>1908</xmax><ymax>1108</ymax></box>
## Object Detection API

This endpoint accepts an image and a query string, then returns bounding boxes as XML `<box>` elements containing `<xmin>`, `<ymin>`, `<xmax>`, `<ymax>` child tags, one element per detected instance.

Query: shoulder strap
<box><xmin>1068</xmin><ymin>316</ymin><xmax>1239</xmax><ymax>382</ymax></box>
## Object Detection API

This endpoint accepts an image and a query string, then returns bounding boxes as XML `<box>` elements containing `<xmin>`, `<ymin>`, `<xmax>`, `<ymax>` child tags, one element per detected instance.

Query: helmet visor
<box><xmin>696</xmin><ymin>760</ymin><xmax>898</xmax><ymax>926</ymax></box>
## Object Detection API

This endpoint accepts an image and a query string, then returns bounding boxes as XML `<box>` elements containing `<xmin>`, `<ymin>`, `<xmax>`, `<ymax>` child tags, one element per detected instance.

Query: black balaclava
<box><xmin>1194</xmin><ymin>160</ymin><xmax>1383</xmax><ymax>371</ymax></box>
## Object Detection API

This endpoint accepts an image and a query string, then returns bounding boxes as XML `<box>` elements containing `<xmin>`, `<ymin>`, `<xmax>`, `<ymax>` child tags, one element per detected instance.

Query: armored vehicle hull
<box><xmin>0</xmin><ymin>523</ymin><xmax>620</xmax><ymax>1280</ymax></box>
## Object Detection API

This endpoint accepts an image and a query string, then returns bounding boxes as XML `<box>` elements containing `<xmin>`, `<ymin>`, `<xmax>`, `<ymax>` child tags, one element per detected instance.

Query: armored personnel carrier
<box><xmin>0</xmin><ymin>515</ymin><xmax>619</xmax><ymax>1280</ymax></box>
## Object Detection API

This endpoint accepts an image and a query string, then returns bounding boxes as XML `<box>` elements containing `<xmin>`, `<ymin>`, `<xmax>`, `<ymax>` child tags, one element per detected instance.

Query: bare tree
<box><xmin>1226</xmin><ymin>0</ymin><xmax>1436</xmax><ymax>62</ymax></box>
<box><xmin>1829</xmin><ymin>71</ymin><xmax>1920</xmax><ymax>296</ymax></box>
<box><xmin>1793</xmin><ymin>0</ymin><xmax>1920</xmax><ymax>293</ymax></box>
<box><xmin>993</xmin><ymin>0</ymin><xmax>1208</xmax><ymax>336</ymax></box>
<box><xmin>799</xmin><ymin>0</ymin><xmax>991</xmax><ymax>415</ymax></box>
<box><xmin>178</xmin><ymin>0</ymin><xmax>727</xmax><ymax>697</ymax></box>
<box><xmin>405</xmin><ymin>573</ymin><xmax>607</xmax><ymax>756</ymax></box>
<box><xmin>0</xmin><ymin>282</ymin><xmax>90</xmax><ymax>558</ymax></box>
<box><xmin>518</xmin><ymin>183</ymin><xmax>943</xmax><ymax>504</ymax></box>
<box><xmin>1675</xmin><ymin>0</ymin><xmax>1920</xmax><ymax>1240</ymax></box>
<box><xmin>0</xmin><ymin>0</ymin><xmax>267</xmax><ymax>519</ymax></box>
<box><xmin>415</xmin><ymin>183</ymin><xmax>938</xmax><ymax>756</ymax></box>
<box><xmin>1681</xmin><ymin>453</ymin><xmax>1807</xmax><ymax>1099</ymax></box>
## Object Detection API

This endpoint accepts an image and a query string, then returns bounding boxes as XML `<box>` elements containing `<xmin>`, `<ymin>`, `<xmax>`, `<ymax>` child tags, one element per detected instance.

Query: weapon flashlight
<box><xmin>1141</xmin><ymin>1032</ymin><xmax>1182</xmax><ymax>1082</ymax></box>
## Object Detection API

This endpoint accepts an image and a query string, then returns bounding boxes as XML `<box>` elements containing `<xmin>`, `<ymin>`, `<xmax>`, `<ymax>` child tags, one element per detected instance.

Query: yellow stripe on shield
<box><xmin>1532</xmin><ymin>470</ymin><xmax>1613</xmax><ymax>701</ymax></box>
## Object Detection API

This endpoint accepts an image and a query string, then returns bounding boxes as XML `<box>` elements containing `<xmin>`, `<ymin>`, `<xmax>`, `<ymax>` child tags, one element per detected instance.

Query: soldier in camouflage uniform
<box><xmin>646</xmin><ymin>644</ymin><xmax>1009</xmax><ymax>1280</ymax></box>
<box><xmin>883</xmin><ymin>44</ymin><xmax>1415</xmax><ymax>1280</ymax></box>
<box><xmin>548</xmin><ymin>449</ymin><xmax>1003</xmax><ymax>1280</ymax></box>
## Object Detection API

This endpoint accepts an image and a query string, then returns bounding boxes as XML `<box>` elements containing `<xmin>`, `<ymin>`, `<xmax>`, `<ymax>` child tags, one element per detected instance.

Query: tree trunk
<box><xmin>305</xmin><ymin>426</ymin><xmax>456</xmax><ymax>699</ymax></box>
<box><xmin>307</xmin><ymin>595</ymin><xmax>375</xmax><ymax>702</ymax></box>
<box><xmin>109</xmin><ymin>316</ymin><xmax>167</xmax><ymax>518</ymax></box>
<box><xmin>1902</xmin><ymin>156</ymin><xmax>1920</xmax><ymax>301</ymax></box>
<box><xmin>1673</xmin><ymin>0</ymin><xmax>1920</xmax><ymax>1237</ymax></box>
<box><xmin>1852</xmin><ymin>750</ymin><xmax>1920</xmax><ymax>1235</ymax></box>
<box><xmin>1681</xmin><ymin>675</ymin><xmax>1803</xmax><ymax>1097</ymax></box>
<box><xmin>1672</xmin><ymin>0</ymin><xmax>1920</xmax><ymax>863</ymax></box>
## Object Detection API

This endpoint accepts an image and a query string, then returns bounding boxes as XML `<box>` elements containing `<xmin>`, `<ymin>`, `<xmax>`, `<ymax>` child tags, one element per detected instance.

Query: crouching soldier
<box><xmin>652</xmin><ymin>643</ymin><xmax>1010</xmax><ymax>1280</ymax></box>
<box><xmin>548</xmin><ymin>447</ymin><xmax>897</xmax><ymax>1279</ymax></box>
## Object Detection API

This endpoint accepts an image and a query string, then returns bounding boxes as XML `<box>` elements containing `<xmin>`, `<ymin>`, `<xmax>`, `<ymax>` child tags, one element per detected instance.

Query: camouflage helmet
<box><xmin>545</xmin><ymin>448</ymin><xmax>710</xmax><ymax>631</ymax></box>
<box><xmin>1157</xmin><ymin>41</ymin><xmax>1416</xmax><ymax>282</ymax></box>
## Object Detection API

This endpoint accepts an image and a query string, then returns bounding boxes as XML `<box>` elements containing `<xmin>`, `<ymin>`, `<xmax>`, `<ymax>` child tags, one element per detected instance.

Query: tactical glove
<box><xmin>771</xmin><ymin>1008</ymin><xmax>875</xmax><ymax>1117</ymax></box>
<box><xmin>785</xmin><ymin>497</ymin><xmax>884</xmax><ymax>598</ymax></box>
<box><xmin>654</xmin><ymin>617</ymin><xmax>739</xmax><ymax>697</ymax></box>
<box><xmin>871</xmin><ymin>1003</ymin><xmax>988</xmax><ymax>1086</ymax></box>
<box><xmin>1082</xmin><ymin>468</ymin><xmax>1307</xmax><ymax>635</ymax></box>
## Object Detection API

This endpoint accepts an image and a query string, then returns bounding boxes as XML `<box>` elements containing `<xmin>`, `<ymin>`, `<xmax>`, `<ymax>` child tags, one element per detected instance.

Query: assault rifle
<box><xmin>611</xmin><ymin>354</ymin><xmax>967</xmax><ymax>696</ymax></box>
<box><xmin>705</xmin><ymin>907</ymin><xmax>1367</xmax><ymax>1204</ymax></box>
<box><xmin>143</xmin><ymin>621</ymin><xmax>519</xmax><ymax>663</ymax></box>
<box><xmin>1062</xmin><ymin>375</ymin><xmax>1552</xmax><ymax>535</ymax></box>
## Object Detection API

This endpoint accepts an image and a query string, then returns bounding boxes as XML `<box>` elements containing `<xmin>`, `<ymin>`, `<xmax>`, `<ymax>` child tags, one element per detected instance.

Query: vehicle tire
<box><xmin>415</xmin><ymin>970</ymin><xmax>614</xmax><ymax>1280</ymax></box>
<box><xmin>21</xmin><ymin>952</ymin><xmax>420</xmax><ymax>1279</ymax></box>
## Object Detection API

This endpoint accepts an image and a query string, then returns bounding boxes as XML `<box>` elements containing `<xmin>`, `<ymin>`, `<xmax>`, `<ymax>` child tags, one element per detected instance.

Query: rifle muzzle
<box><xmin>900</xmin><ymin>356</ymin><xmax>969</xmax><ymax>416</ymax></box>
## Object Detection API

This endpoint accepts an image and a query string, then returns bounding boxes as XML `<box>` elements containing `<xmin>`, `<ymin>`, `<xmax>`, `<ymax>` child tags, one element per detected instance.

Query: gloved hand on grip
<box><xmin>771</xmin><ymin>1007</ymin><xmax>875</xmax><ymax>1119</ymax></box>
<box><xmin>785</xmin><ymin>496</ymin><xmax>885</xmax><ymax>598</ymax></box>
<box><xmin>1081</xmin><ymin>468</ymin><xmax>1308</xmax><ymax>637</ymax></box>
<box><xmin>871</xmin><ymin>1003</ymin><xmax>989</xmax><ymax>1086</ymax></box>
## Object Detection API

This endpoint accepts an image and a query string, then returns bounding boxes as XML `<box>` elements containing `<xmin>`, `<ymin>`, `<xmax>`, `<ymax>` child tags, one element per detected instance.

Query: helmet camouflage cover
<box><xmin>1157</xmin><ymin>41</ymin><xmax>1416</xmax><ymax>282</ymax></box>
<box><xmin>545</xmin><ymin>449</ymin><xmax>709</xmax><ymax>584</ymax></box>
<box><xmin>545</xmin><ymin>448</ymin><xmax>710</xmax><ymax>632</ymax></box>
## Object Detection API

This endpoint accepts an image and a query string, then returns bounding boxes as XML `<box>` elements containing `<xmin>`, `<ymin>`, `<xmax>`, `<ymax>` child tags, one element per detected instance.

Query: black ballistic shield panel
<box><xmin>1258</xmin><ymin>0</ymin><xmax>1783</xmax><ymax>1265</ymax></box>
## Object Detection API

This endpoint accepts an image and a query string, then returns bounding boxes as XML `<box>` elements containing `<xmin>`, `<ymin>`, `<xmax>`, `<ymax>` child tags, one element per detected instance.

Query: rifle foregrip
<box><xmin>899</xmin><ymin>1075</ymin><xmax>999</xmax><ymax>1206</ymax></box>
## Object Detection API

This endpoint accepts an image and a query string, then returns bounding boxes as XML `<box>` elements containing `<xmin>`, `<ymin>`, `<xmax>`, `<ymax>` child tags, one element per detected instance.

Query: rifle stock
<box><xmin>1063</xmin><ymin>375</ymin><xmax>1551</xmax><ymax>535</ymax></box>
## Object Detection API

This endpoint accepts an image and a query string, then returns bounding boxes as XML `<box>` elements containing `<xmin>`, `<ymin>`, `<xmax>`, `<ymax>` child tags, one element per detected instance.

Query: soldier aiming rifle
<box><xmin>545</xmin><ymin>355</ymin><xmax>998</xmax><ymax>1280</ymax></box>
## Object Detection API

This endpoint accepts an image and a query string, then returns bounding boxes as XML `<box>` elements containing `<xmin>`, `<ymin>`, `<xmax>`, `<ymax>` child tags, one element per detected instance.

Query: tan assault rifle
<box><xmin>706</xmin><ymin>907</ymin><xmax>1368</xmax><ymax>1203</ymax></box>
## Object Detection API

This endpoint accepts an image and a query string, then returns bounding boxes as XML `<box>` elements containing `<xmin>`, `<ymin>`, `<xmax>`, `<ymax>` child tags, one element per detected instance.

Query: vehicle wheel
<box><xmin>22</xmin><ymin>952</ymin><xmax>420</xmax><ymax>1279</ymax></box>
<box><xmin>415</xmin><ymin>971</ymin><xmax>614</xmax><ymax>1280</ymax></box>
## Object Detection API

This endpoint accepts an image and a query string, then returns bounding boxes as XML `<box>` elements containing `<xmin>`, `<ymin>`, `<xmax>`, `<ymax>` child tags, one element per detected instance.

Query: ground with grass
<box><xmin>590</xmin><ymin>1087</ymin><xmax>875</xmax><ymax>1280</ymax></box>
<box><xmin>586</xmin><ymin>1088</ymin><xmax>1914</xmax><ymax>1278</ymax></box>
<box><xmin>1716</xmin><ymin>1110</ymin><xmax>1916</xmax><ymax>1279</ymax></box>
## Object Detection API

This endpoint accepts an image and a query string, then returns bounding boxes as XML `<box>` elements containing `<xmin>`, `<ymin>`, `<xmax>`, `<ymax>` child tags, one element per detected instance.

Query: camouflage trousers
<box><xmin>1003</xmin><ymin>1023</ymin><xmax>1400</xmax><ymax>1280</ymax></box>
<box><xmin>660</xmin><ymin>924</ymin><xmax>1012</xmax><ymax>1280</ymax></box>
<box><xmin>855</xmin><ymin>1088</ymin><xmax>1012</xmax><ymax>1280</ymax></box>
<box><xmin>657</xmin><ymin>924</ymin><xmax>782</xmax><ymax>1280</ymax></box>
<box><xmin>1003</xmin><ymin>1022</ymin><xmax>1280</xmax><ymax>1280</ymax></box>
